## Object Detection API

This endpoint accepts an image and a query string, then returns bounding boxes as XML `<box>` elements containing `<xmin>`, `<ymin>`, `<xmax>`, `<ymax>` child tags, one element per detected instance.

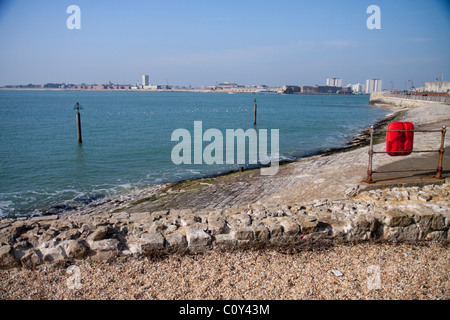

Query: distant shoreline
<box><xmin>0</xmin><ymin>88</ymin><xmax>371</xmax><ymax>96</ymax></box>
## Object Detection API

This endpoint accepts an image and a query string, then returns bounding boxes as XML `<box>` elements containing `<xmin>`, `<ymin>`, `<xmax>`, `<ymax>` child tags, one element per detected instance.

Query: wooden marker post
<box><xmin>253</xmin><ymin>98</ymin><xmax>257</xmax><ymax>126</ymax></box>
<box><xmin>74</xmin><ymin>102</ymin><xmax>83</xmax><ymax>144</ymax></box>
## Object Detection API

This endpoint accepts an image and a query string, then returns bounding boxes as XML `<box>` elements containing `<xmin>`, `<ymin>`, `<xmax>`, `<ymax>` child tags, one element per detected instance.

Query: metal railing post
<box><xmin>435</xmin><ymin>126</ymin><xmax>447</xmax><ymax>179</ymax></box>
<box><xmin>363</xmin><ymin>126</ymin><xmax>374</xmax><ymax>184</ymax></box>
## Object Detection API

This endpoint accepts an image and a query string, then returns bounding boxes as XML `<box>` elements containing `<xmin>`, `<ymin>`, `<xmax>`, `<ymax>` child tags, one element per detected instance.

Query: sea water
<box><xmin>0</xmin><ymin>90</ymin><xmax>390</xmax><ymax>217</ymax></box>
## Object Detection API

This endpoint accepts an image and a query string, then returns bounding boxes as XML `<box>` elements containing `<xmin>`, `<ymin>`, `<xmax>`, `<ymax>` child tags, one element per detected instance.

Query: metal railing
<box><xmin>363</xmin><ymin>126</ymin><xmax>447</xmax><ymax>184</ymax></box>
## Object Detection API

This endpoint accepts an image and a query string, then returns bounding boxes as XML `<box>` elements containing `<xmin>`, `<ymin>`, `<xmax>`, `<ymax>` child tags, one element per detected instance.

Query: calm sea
<box><xmin>0</xmin><ymin>90</ymin><xmax>390</xmax><ymax>218</ymax></box>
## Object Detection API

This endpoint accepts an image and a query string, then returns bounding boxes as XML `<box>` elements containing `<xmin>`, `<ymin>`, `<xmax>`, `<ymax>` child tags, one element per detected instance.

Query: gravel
<box><xmin>1</xmin><ymin>242</ymin><xmax>448</xmax><ymax>300</ymax></box>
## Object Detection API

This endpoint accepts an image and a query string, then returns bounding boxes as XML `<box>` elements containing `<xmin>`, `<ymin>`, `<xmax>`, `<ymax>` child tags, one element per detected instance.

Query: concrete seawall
<box><xmin>370</xmin><ymin>91</ymin><xmax>449</xmax><ymax>108</ymax></box>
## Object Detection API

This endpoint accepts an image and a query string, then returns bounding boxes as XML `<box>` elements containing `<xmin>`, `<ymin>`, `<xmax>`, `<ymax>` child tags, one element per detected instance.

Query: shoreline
<box><xmin>0</xmin><ymin>87</ymin><xmax>370</xmax><ymax>96</ymax></box>
<box><xmin>24</xmin><ymin>104</ymin><xmax>400</xmax><ymax>219</ymax></box>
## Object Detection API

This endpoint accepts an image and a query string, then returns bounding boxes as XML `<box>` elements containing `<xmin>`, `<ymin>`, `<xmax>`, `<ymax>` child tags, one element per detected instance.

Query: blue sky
<box><xmin>0</xmin><ymin>0</ymin><xmax>449</xmax><ymax>89</ymax></box>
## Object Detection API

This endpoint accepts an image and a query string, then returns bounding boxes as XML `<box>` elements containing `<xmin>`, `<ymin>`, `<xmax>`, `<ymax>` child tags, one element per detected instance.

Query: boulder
<box><xmin>20</xmin><ymin>250</ymin><xmax>42</xmax><ymax>267</ymax></box>
<box><xmin>278</xmin><ymin>218</ymin><xmax>300</xmax><ymax>237</ymax></box>
<box><xmin>253</xmin><ymin>225</ymin><xmax>270</xmax><ymax>242</ymax></box>
<box><xmin>39</xmin><ymin>240</ymin><xmax>71</xmax><ymax>263</ymax></box>
<box><xmin>235</xmin><ymin>226</ymin><xmax>254</xmax><ymax>241</ymax></box>
<box><xmin>180</xmin><ymin>215</ymin><xmax>202</xmax><ymax>227</ymax></box>
<box><xmin>186</xmin><ymin>226</ymin><xmax>211</xmax><ymax>250</ymax></box>
<box><xmin>262</xmin><ymin>219</ymin><xmax>283</xmax><ymax>238</ymax></box>
<box><xmin>88</xmin><ymin>226</ymin><xmax>111</xmax><ymax>241</ymax></box>
<box><xmin>297</xmin><ymin>218</ymin><xmax>319</xmax><ymax>234</ymax></box>
<box><xmin>165</xmin><ymin>232</ymin><xmax>188</xmax><ymax>252</ymax></box>
<box><xmin>384</xmin><ymin>225</ymin><xmax>420</xmax><ymax>242</ymax></box>
<box><xmin>229</xmin><ymin>213</ymin><xmax>252</xmax><ymax>227</ymax></box>
<box><xmin>67</xmin><ymin>240</ymin><xmax>90</xmax><ymax>259</ymax></box>
<box><xmin>207</xmin><ymin>215</ymin><xmax>228</xmax><ymax>235</ymax></box>
<box><xmin>214</xmin><ymin>233</ymin><xmax>237</xmax><ymax>248</ymax></box>
<box><xmin>88</xmin><ymin>238</ymin><xmax>120</xmax><ymax>261</ymax></box>
<box><xmin>384</xmin><ymin>209</ymin><xmax>413</xmax><ymax>227</ymax></box>
<box><xmin>425</xmin><ymin>231</ymin><xmax>447</xmax><ymax>241</ymax></box>
<box><xmin>140</xmin><ymin>232</ymin><xmax>165</xmax><ymax>252</ymax></box>
<box><xmin>0</xmin><ymin>245</ymin><xmax>19</xmax><ymax>268</ymax></box>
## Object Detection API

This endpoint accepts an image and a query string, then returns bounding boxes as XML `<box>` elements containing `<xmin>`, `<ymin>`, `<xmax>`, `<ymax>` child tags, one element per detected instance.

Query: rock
<box><xmin>345</xmin><ymin>185</ymin><xmax>360</xmax><ymax>198</ymax></box>
<box><xmin>262</xmin><ymin>219</ymin><xmax>283</xmax><ymax>238</ymax></box>
<box><xmin>67</xmin><ymin>240</ymin><xmax>90</xmax><ymax>259</ymax></box>
<box><xmin>165</xmin><ymin>224</ymin><xmax>178</xmax><ymax>233</ymax></box>
<box><xmin>278</xmin><ymin>218</ymin><xmax>300</xmax><ymax>237</ymax></box>
<box><xmin>88</xmin><ymin>239</ymin><xmax>119</xmax><ymax>261</ymax></box>
<box><xmin>40</xmin><ymin>229</ymin><xmax>59</xmax><ymax>242</ymax></box>
<box><xmin>109</xmin><ymin>212</ymin><xmax>130</xmax><ymax>223</ymax></box>
<box><xmin>165</xmin><ymin>232</ymin><xmax>188</xmax><ymax>251</ymax></box>
<box><xmin>13</xmin><ymin>241</ymin><xmax>32</xmax><ymax>260</ymax></box>
<box><xmin>425</xmin><ymin>231</ymin><xmax>447</xmax><ymax>241</ymax></box>
<box><xmin>89</xmin><ymin>238</ymin><xmax>119</xmax><ymax>251</ymax></box>
<box><xmin>214</xmin><ymin>233</ymin><xmax>237</xmax><ymax>248</ymax></box>
<box><xmin>253</xmin><ymin>225</ymin><xmax>270</xmax><ymax>242</ymax></box>
<box><xmin>0</xmin><ymin>245</ymin><xmax>19</xmax><ymax>268</ymax></box>
<box><xmin>39</xmin><ymin>240</ymin><xmax>69</xmax><ymax>263</ymax></box>
<box><xmin>384</xmin><ymin>209</ymin><xmax>413</xmax><ymax>227</ymax></box>
<box><xmin>297</xmin><ymin>218</ymin><xmax>319</xmax><ymax>234</ymax></box>
<box><xmin>384</xmin><ymin>225</ymin><xmax>420</xmax><ymax>242</ymax></box>
<box><xmin>180</xmin><ymin>215</ymin><xmax>201</xmax><ymax>227</ymax></box>
<box><xmin>148</xmin><ymin>222</ymin><xmax>166</xmax><ymax>233</ymax></box>
<box><xmin>20</xmin><ymin>250</ymin><xmax>41</xmax><ymax>267</ymax></box>
<box><xmin>410</xmin><ymin>206</ymin><xmax>445</xmax><ymax>233</ymax></box>
<box><xmin>186</xmin><ymin>227</ymin><xmax>211</xmax><ymax>250</ymax></box>
<box><xmin>418</xmin><ymin>192</ymin><xmax>432</xmax><ymax>202</ymax></box>
<box><xmin>230</xmin><ymin>213</ymin><xmax>252</xmax><ymax>227</ymax></box>
<box><xmin>150</xmin><ymin>210</ymin><xmax>169</xmax><ymax>221</ymax></box>
<box><xmin>349</xmin><ymin>215</ymin><xmax>379</xmax><ymax>240</ymax></box>
<box><xmin>140</xmin><ymin>232</ymin><xmax>165</xmax><ymax>252</ymax></box>
<box><xmin>0</xmin><ymin>230</ymin><xmax>14</xmax><ymax>246</ymax></box>
<box><xmin>58</xmin><ymin>229</ymin><xmax>81</xmax><ymax>241</ymax></box>
<box><xmin>235</xmin><ymin>226</ymin><xmax>254</xmax><ymax>241</ymax></box>
<box><xmin>10</xmin><ymin>221</ymin><xmax>29</xmax><ymax>239</ymax></box>
<box><xmin>400</xmin><ymin>190</ymin><xmax>410</xmax><ymax>200</ymax></box>
<box><xmin>88</xmin><ymin>226</ymin><xmax>111</xmax><ymax>241</ymax></box>
<box><xmin>431</xmin><ymin>215</ymin><xmax>445</xmax><ymax>231</ymax></box>
<box><xmin>207</xmin><ymin>215</ymin><xmax>228</xmax><ymax>235</ymax></box>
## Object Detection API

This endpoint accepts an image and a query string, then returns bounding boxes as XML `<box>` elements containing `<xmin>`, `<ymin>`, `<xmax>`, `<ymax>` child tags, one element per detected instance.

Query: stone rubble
<box><xmin>1</xmin><ymin>182</ymin><xmax>448</xmax><ymax>269</ymax></box>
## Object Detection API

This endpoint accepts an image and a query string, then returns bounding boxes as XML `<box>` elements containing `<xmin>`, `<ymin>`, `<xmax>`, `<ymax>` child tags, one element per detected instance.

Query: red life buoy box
<box><xmin>386</xmin><ymin>122</ymin><xmax>414</xmax><ymax>156</ymax></box>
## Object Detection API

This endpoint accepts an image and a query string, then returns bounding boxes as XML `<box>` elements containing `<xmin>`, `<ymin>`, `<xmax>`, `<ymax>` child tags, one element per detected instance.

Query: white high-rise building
<box><xmin>142</xmin><ymin>75</ymin><xmax>150</xmax><ymax>87</ymax></box>
<box><xmin>326</xmin><ymin>78</ymin><xmax>342</xmax><ymax>87</ymax></box>
<box><xmin>365</xmin><ymin>79</ymin><xmax>382</xmax><ymax>93</ymax></box>
<box><xmin>352</xmin><ymin>83</ymin><xmax>366</xmax><ymax>93</ymax></box>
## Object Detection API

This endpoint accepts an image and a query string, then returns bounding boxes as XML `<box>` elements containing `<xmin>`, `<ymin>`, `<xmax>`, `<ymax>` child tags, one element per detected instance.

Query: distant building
<box><xmin>142</xmin><ymin>75</ymin><xmax>150</xmax><ymax>87</ymax></box>
<box><xmin>365</xmin><ymin>79</ymin><xmax>382</xmax><ymax>93</ymax></box>
<box><xmin>352</xmin><ymin>83</ymin><xmax>366</xmax><ymax>93</ymax></box>
<box><xmin>216</xmin><ymin>82</ymin><xmax>243</xmax><ymax>90</ymax></box>
<box><xmin>416</xmin><ymin>81</ymin><xmax>450</xmax><ymax>93</ymax></box>
<box><xmin>326</xmin><ymin>78</ymin><xmax>342</xmax><ymax>87</ymax></box>
<box><xmin>283</xmin><ymin>85</ymin><xmax>301</xmax><ymax>94</ymax></box>
<box><xmin>291</xmin><ymin>85</ymin><xmax>352</xmax><ymax>95</ymax></box>
<box><xmin>313</xmin><ymin>85</ymin><xmax>340</xmax><ymax>94</ymax></box>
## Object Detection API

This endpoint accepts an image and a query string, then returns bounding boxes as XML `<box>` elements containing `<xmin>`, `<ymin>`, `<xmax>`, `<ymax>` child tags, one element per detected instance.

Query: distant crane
<box><xmin>408</xmin><ymin>80</ymin><xmax>414</xmax><ymax>91</ymax></box>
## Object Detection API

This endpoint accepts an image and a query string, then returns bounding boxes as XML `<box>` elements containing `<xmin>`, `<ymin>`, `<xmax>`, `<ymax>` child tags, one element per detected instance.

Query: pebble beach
<box><xmin>1</xmin><ymin>242</ymin><xmax>448</xmax><ymax>300</ymax></box>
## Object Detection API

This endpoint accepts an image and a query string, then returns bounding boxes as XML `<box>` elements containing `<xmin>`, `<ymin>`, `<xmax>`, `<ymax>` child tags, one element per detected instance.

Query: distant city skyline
<box><xmin>0</xmin><ymin>0</ymin><xmax>449</xmax><ymax>90</ymax></box>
